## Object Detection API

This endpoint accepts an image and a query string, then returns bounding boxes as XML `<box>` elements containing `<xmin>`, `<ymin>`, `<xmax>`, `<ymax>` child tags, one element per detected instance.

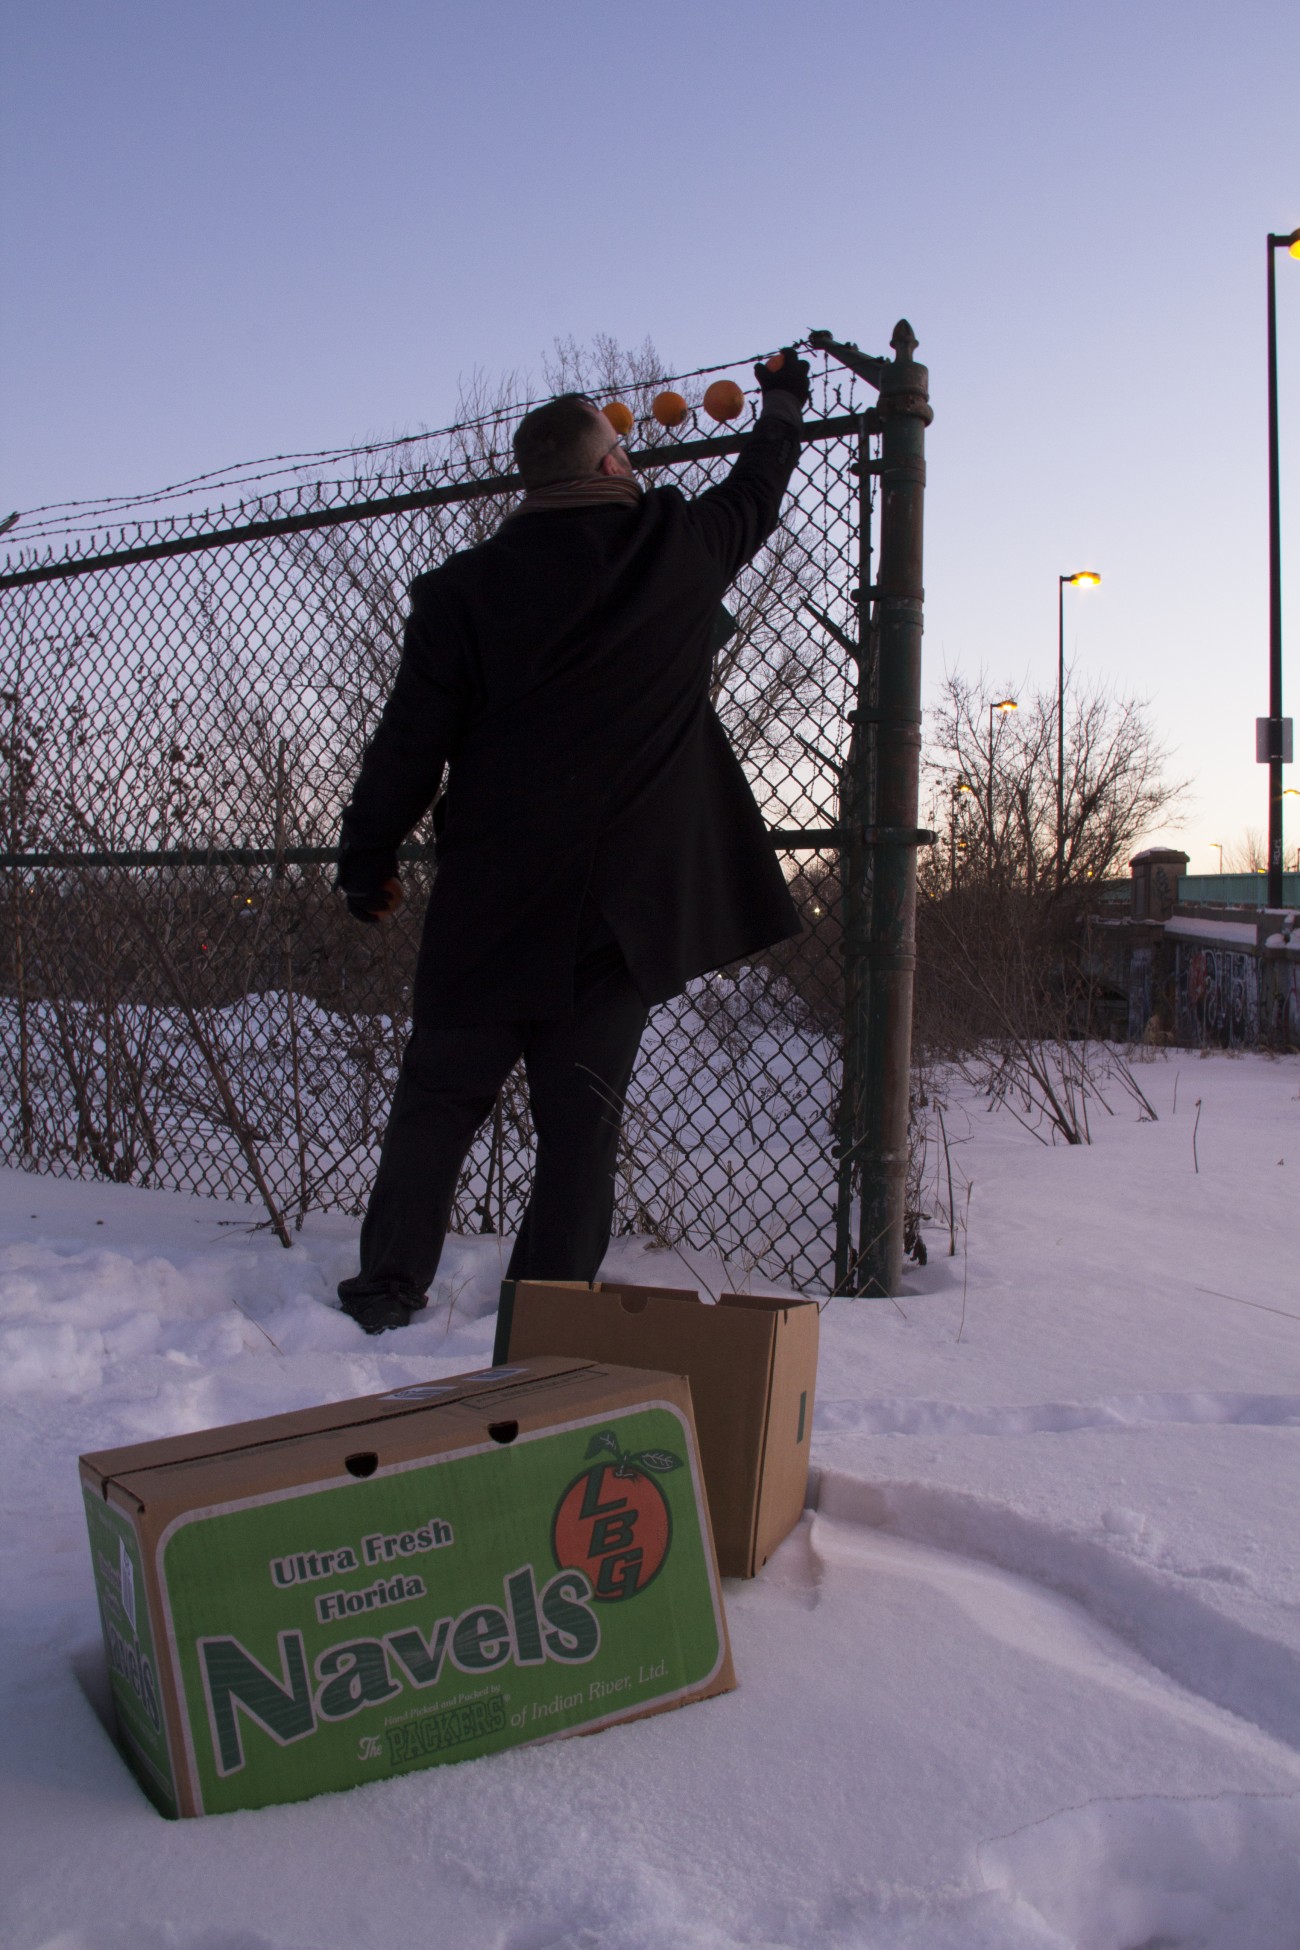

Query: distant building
<box><xmin>1085</xmin><ymin>852</ymin><xmax>1299</xmax><ymax>1048</ymax></box>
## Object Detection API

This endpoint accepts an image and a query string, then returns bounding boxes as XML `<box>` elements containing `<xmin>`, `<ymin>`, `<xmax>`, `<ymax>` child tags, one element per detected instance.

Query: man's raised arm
<box><xmin>685</xmin><ymin>348</ymin><xmax>811</xmax><ymax>582</ymax></box>
<box><xmin>336</xmin><ymin>580</ymin><xmax>468</xmax><ymax>921</ymax></box>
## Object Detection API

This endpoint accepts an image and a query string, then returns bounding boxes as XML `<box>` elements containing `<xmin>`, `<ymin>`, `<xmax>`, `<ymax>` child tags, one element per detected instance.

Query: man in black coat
<box><xmin>335</xmin><ymin>350</ymin><xmax>809</xmax><ymax>1333</ymax></box>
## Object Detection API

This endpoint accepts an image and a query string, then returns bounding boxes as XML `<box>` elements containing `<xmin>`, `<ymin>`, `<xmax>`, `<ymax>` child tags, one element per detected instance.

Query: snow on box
<box><xmin>79</xmin><ymin>1355</ymin><xmax>733</xmax><ymax>1816</ymax></box>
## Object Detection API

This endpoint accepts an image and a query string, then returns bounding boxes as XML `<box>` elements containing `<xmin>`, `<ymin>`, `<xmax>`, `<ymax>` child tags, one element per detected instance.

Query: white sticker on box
<box><xmin>382</xmin><ymin>1367</ymin><xmax>528</xmax><ymax>1404</ymax></box>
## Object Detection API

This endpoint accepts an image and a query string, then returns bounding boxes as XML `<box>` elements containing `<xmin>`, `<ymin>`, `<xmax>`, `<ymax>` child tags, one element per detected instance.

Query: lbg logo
<box><xmin>551</xmin><ymin>1429</ymin><xmax>682</xmax><ymax>1601</ymax></box>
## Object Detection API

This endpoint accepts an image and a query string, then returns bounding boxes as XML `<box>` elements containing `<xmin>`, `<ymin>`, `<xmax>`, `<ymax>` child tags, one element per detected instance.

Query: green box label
<box><xmin>82</xmin><ymin>1488</ymin><xmax>178</xmax><ymax>1817</ymax></box>
<box><xmin>159</xmin><ymin>1404</ymin><xmax>723</xmax><ymax>1813</ymax></box>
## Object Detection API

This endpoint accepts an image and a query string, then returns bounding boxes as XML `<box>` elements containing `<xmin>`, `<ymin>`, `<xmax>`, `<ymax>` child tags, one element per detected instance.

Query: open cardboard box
<box><xmin>496</xmin><ymin>1282</ymin><xmax>819</xmax><ymax>1578</ymax></box>
<box><xmin>80</xmin><ymin>1357</ymin><xmax>733</xmax><ymax>1816</ymax></box>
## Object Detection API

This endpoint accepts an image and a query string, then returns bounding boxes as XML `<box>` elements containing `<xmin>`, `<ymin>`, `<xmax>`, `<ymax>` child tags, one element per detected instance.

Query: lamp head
<box><xmin>994</xmin><ymin>698</ymin><xmax>1018</xmax><ymax>712</ymax></box>
<box><xmin>1065</xmin><ymin>570</ymin><xmax>1101</xmax><ymax>588</ymax></box>
<box><xmin>1289</xmin><ymin>226</ymin><xmax>1300</xmax><ymax>260</ymax></box>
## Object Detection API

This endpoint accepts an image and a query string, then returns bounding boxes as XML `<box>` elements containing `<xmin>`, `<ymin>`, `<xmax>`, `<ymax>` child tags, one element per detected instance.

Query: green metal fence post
<box><xmin>858</xmin><ymin>322</ymin><xmax>931</xmax><ymax>1293</ymax></box>
<box><xmin>833</xmin><ymin>415</ymin><xmax>877</xmax><ymax>1292</ymax></box>
<box><xmin>813</xmin><ymin>323</ymin><xmax>932</xmax><ymax>1296</ymax></box>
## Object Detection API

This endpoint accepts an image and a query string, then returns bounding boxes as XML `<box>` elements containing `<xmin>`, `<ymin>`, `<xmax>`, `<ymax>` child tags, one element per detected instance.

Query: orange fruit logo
<box><xmin>552</xmin><ymin>1430</ymin><xmax>682</xmax><ymax>1601</ymax></box>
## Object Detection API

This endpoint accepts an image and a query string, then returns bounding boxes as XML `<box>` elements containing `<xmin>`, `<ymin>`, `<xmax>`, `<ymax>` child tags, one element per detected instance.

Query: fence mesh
<box><xmin>1</xmin><ymin>353</ymin><xmax>874</xmax><ymax>1292</ymax></box>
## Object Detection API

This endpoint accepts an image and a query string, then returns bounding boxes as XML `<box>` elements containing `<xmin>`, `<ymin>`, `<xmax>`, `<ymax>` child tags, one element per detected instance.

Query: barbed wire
<box><xmin>6</xmin><ymin>341</ymin><xmax>819</xmax><ymax>549</ymax></box>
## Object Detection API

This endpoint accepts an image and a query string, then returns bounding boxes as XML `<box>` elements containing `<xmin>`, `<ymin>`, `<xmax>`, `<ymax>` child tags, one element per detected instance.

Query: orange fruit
<box><xmin>703</xmin><ymin>379</ymin><xmax>745</xmax><ymax>422</ymax></box>
<box><xmin>601</xmin><ymin>400</ymin><xmax>634</xmax><ymax>436</ymax></box>
<box><xmin>651</xmin><ymin>390</ymin><xmax>688</xmax><ymax>428</ymax></box>
<box><xmin>765</xmin><ymin>353</ymin><xmax>785</xmax><ymax>371</ymax></box>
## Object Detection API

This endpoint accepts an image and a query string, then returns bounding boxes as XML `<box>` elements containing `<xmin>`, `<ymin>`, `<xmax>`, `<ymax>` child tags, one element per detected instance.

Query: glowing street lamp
<box><xmin>988</xmin><ymin>699</ymin><xmax>1018</xmax><ymax>880</ymax></box>
<box><xmin>1265</xmin><ymin>228</ymin><xmax>1300</xmax><ymax>904</ymax></box>
<box><xmin>1057</xmin><ymin>571</ymin><xmax>1101</xmax><ymax>888</ymax></box>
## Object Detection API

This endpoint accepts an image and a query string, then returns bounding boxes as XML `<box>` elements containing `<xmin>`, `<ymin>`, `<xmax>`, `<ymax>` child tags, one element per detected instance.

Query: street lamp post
<box><xmin>987</xmin><ymin>699</ymin><xmax>1017</xmax><ymax>879</ymax></box>
<box><xmin>1265</xmin><ymin>228</ymin><xmax>1300</xmax><ymax>907</ymax></box>
<box><xmin>1057</xmin><ymin>571</ymin><xmax>1100</xmax><ymax>890</ymax></box>
<box><xmin>1211</xmin><ymin>841</ymin><xmax>1224</xmax><ymax>874</ymax></box>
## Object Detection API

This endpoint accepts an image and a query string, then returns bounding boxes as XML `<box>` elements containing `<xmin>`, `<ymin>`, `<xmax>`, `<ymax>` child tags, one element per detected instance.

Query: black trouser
<box><xmin>340</xmin><ymin>920</ymin><xmax>648</xmax><ymax>1304</ymax></box>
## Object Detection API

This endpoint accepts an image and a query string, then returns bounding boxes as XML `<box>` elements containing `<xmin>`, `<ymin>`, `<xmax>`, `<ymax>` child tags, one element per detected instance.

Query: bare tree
<box><xmin>1225</xmin><ymin>829</ymin><xmax>1267</xmax><ymax>873</ymax></box>
<box><xmin>920</xmin><ymin>669</ymin><xmax>1188</xmax><ymax>896</ymax></box>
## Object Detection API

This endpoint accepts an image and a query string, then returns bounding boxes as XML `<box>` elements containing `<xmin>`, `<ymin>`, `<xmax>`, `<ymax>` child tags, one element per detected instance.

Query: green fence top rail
<box><xmin>0</xmin><ymin>414</ymin><xmax>865</xmax><ymax>591</ymax></box>
<box><xmin>1178</xmin><ymin>873</ymin><xmax>1300</xmax><ymax>907</ymax></box>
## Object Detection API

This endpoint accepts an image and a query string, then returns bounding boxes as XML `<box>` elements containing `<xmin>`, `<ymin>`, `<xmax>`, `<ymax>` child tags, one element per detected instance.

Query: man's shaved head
<box><xmin>512</xmin><ymin>393</ymin><xmax>614</xmax><ymax>488</ymax></box>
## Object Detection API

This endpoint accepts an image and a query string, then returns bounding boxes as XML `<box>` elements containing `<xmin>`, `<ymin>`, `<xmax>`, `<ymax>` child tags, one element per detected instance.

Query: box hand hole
<box><xmin>344</xmin><ymin>1451</ymin><xmax>379</xmax><ymax>1478</ymax></box>
<box><xmin>487</xmin><ymin>1419</ymin><xmax>519</xmax><ymax>1445</ymax></box>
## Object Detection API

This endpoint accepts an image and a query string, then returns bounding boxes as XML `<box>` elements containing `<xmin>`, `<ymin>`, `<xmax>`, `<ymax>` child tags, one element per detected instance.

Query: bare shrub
<box><xmin>920</xmin><ymin>669</ymin><xmax>1188</xmax><ymax>894</ymax></box>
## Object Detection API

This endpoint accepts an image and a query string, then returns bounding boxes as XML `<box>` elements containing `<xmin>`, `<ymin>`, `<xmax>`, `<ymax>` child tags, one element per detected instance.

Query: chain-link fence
<box><xmin>0</xmin><ymin>351</ymin><xmax>877</xmax><ymax>1292</ymax></box>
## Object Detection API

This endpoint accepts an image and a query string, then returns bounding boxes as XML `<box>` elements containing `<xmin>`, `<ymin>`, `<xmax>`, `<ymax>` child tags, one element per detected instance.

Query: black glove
<box><xmin>754</xmin><ymin>347</ymin><xmax>811</xmax><ymax>408</ymax></box>
<box><xmin>345</xmin><ymin>878</ymin><xmax>404</xmax><ymax>925</ymax></box>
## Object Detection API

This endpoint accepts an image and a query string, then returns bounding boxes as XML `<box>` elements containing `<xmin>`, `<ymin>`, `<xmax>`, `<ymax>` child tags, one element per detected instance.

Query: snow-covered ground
<box><xmin>1</xmin><ymin>1049</ymin><xmax>1298</xmax><ymax>1950</ymax></box>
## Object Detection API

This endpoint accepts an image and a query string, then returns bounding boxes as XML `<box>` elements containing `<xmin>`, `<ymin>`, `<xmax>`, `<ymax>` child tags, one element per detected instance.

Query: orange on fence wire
<box><xmin>702</xmin><ymin>380</ymin><xmax>746</xmax><ymax>423</ymax></box>
<box><xmin>651</xmin><ymin>392</ymin><xmax>689</xmax><ymax>428</ymax></box>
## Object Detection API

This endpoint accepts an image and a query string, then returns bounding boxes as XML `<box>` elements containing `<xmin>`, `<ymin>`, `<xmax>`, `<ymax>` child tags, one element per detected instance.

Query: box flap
<box><xmin>594</xmin><ymin>1282</ymin><xmax>700</xmax><ymax>1307</ymax></box>
<box><xmin>79</xmin><ymin>1357</ymin><xmax>592</xmax><ymax>1496</ymax></box>
<box><xmin>90</xmin><ymin>1362</ymin><xmax>694</xmax><ymax>1517</ymax></box>
<box><xmin>717</xmin><ymin>1292</ymin><xmax>820</xmax><ymax>1318</ymax></box>
<box><xmin>433</xmin><ymin>1362</ymin><xmax>693</xmax><ymax>1444</ymax></box>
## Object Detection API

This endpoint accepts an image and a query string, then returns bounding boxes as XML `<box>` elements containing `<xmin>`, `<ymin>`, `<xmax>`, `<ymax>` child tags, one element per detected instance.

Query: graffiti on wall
<box><xmin>1127</xmin><ymin>946</ymin><xmax>1153</xmax><ymax>1041</ymax></box>
<box><xmin>1272</xmin><ymin>960</ymin><xmax>1300</xmax><ymax>1047</ymax></box>
<box><xmin>1151</xmin><ymin>864</ymin><xmax>1178</xmax><ymax>920</ymax></box>
<box><xmin>1176</xmin><ymin>945</ymin><xmax>1259</xmax><ymax>1048</ymax></box>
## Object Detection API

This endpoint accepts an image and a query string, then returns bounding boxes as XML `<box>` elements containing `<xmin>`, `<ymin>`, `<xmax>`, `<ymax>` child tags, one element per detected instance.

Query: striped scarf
<box><xmin>505</xmin><ymin>475</ymin><xmax>644</xmax><ymax>521</ymax></box>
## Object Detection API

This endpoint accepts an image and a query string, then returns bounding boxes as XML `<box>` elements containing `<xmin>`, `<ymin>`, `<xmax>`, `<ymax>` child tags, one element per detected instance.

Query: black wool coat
<box><xmin>337</xmin><ymin>406</ymin><xmax>803</xmax><ymax>1023</ymax></box>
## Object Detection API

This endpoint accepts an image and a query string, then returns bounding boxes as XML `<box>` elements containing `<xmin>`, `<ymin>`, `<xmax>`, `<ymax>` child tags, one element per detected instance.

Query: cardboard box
<box><xmin>497</xmin><ymin>1283</ymin><xmax>819</xmax><ymax>1579</ymax></box>
<box><xmin>80</xmin><ymin>1357</ymin><xmax>733</xmax><ymax>1817</ymax></box>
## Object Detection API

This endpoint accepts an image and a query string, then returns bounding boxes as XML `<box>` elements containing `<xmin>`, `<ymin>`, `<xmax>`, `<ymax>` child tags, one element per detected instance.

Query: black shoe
<box><xmin>338</xmin><ymin>1281</ymin><xmax>428</xmax><ymax>1336</ymax></box>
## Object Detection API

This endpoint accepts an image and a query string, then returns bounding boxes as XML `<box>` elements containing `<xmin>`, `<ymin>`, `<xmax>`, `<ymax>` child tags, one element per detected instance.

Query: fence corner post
<box><xmin>856</xmin><ymin>321</ymin><xmax>931</xmax><ymax>1295</ymax></box>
